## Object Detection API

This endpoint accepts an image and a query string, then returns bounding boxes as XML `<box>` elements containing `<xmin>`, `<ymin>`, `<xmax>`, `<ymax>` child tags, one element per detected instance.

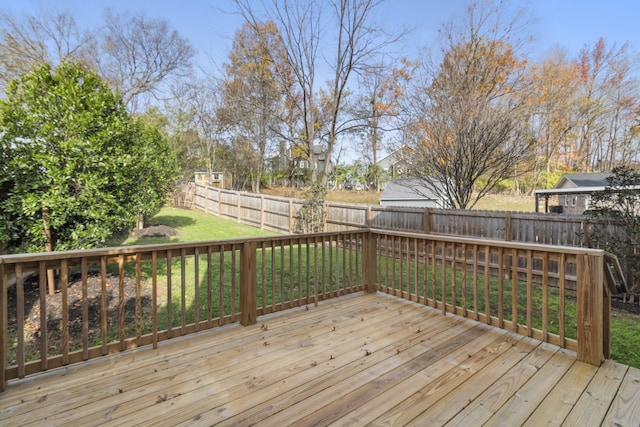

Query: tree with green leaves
<box><xmin>0</xmin><ymin>61</ymin><xmax>177</xmax><ymax>253</ymax></box>
<box><xmin>584</xmin><ymin>165</ymin><xmax>640</xmax><ymax>298</ymax></box>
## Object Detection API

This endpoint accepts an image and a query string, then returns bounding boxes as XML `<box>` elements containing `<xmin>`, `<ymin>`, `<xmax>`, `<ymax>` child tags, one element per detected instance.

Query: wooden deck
<box><xmin>1</xmin><ymin>292</ymin><xmax>639</xmax><ymax>426</ymax></box>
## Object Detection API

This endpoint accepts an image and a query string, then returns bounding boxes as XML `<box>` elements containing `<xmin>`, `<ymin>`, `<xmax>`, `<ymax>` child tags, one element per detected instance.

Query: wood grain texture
<box><xmin>0</xmin><ymin>292</ymin><xmax>637</xmax><ymax>427</ymax></box>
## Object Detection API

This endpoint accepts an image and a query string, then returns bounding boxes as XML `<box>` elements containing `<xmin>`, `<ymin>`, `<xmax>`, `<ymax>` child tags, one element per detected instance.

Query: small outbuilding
<box><xmin>534</xmin><ymin>173</ymin><xmax>612</xmax><ymax>214</ymax></box>
<box><xmin>379</xmin><ymin>178</ymin><xmax>448</xmax><ymax>208</ymax></box>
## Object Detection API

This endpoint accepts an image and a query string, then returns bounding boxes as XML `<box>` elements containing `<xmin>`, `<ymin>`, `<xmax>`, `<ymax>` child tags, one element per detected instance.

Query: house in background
<box><xmin>376</xmin><ymin>146</ymin><xmax>412</xmax><ymax>188</ymax></box>
<box><xmin>534</xmin><ymin>173</ymin><xmax>613</xmax><ymax>214</ymax></box>
<box><xmin>194</xmin><ymin>170</ymin><xmax>231</xmax><ymax>189</ymax></box>
<box><xmin>379</xmin><ymin>177</ymin><xmax>449</xmax><ymax>208</ymax></box>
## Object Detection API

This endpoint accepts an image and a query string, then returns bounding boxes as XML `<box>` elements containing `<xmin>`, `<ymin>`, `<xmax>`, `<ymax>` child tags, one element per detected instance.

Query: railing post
<box><xmin>363</xmin><ymin>232</ymin><xmax>377</xmax><ymax>293</ymax></box>
<box><xmin>240</xmin><ymin>241</ymin><xmax>257</xmax><ymax>326</ymax></box>
<box><xmin>576</xmin><ymin>252</ymin><xmax>605</xmax><ymax>366</ymax></box>
<box><xmin>0</xmin><ymin>261</ymin><xmax>6</xmax><ymax>391</ymax></box>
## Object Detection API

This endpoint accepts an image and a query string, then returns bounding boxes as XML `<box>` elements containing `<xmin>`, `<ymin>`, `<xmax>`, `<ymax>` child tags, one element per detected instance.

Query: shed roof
<box><xmin>554</xmin><ymin>173</ymin><xmax>612</xmax><ymax>189</ymax></box>
<box><xmin>379</xmin><ymin>178</ymin><xmax>442</xmax><ymax>201</ymax></box>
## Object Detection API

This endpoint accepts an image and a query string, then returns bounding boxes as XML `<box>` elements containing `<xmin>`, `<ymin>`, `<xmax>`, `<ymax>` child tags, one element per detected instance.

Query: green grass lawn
<box><xmin>109</xmin><ymin>206</ymin><xmax>277</xmax><ymax>246</ymax></box>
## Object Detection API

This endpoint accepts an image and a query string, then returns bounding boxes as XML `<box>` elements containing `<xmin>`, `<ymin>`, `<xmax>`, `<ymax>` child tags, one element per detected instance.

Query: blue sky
<box><xmin>2</xmin><ymin>0</ymin><xmax>638</xmax><ymax>73</ymax></box>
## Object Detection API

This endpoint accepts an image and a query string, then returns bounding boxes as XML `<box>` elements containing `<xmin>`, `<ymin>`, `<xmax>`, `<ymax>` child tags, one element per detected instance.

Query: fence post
<box><xmin>217</xmin><ymin>188</ymin><xmax>221</xmax><ymax>215</ymax></box>
<box><xmin>240</xmin><ymin>241</ymin><xmax>257</xmax><ymax>326</ymax></box>
<box><xmin>363</xmin><ymin>232</ymin><xmax>377</xmax><ymax>293</ymax></box>
<box><xmin>260</xmin><ymin>195</ymin><xmax>265</xmax><ymax>230</ymax></box>
<box><xmin>424</xmin><ymin>209</ymin><xmax>432</xmax><ymax>234</ymax></box>
<box><xmin>576</xmin><ymin>252</ymin><xmax>605</xmax><ymax>366</ymax></box>
<box><xmin>504</xmin><ymin>212</ymin><xmax>512</xmax><ymax>241</ymax></box>
<box><xmin>289</xmin><ymin>200</ymin><xmax>294</xmax><ymax>233</ymax></box>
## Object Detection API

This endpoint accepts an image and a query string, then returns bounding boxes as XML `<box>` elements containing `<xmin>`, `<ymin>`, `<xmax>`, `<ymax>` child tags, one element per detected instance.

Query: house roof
<box><xmin>376</xmin><ymin>146</ymin><xmax>411</xmax><ymax>169</ymax></box>
<box><xmin>554</xmin><ymin>173</ymin><xmax>612</xmax><ymax>189</ymax></box>
<box><xmin>535</xmin><ymin>172</ymin><xmax>640</xmax><ymax>197</ymax></box>
<box><xmin>379</xmin><ymin>178</ymin><xmax>442</xmax><ymax>201</ymax></box>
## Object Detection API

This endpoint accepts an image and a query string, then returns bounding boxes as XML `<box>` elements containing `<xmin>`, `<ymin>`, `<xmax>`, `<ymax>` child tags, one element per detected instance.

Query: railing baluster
<box><xmin>167</xmin><ymin>249</ymin><xmax>173</xmax><ymax>337</ymax></box>
<box><xmin>542</xmin><ymin>252</ymin><xmax>549</xmax><ymax>342</ymax></box>
<box><xmin>483</xmin><ymin>246</ymin><xmax>490</xmax><ymax>324</ymax></box>
<box><xmin>526</xmin><ymin>250</ymin><xmax>533</xmax><ymax>337</ymax></box>
<box><xmin>206</xmin><ymin>247</ymin><xmax>212</xmax><ymax>328</ymax></box>
<box><xmin>152</xmin><ymin>251</ymin><xmax>158</xmax><ymax>349</ymax></box>
<box><xmin>15</xmin><ymin>264</ymin><xmax>24</xmax><ymax>378</ymax></box>
<box><xmin>461</xmin><ymin>243</ymin><xmax>467</xmax><ymax>317</ymax></box>
<box><xmin>451</xmin><ymin>243</ymin><xmax>457</xmax><ymax>313</ymax></box>
<box><xmin>261</xmin><ymin>241</ymin><xmax>267</xmax><ymax>311</ymax></box>
<box><xmin>100</xmin><ymin>256</ymin><xmax>108</xmax><ymax>355</ymax></box>
<box><xmin>271</xmin><ymin>240</ymin><xmax>276</xmax><ymax>311</ymax></box>
<box><xmin>498</xmin><ymin>247</ymin><xmax>504</xmax><ymax>328</ymax></box>
<box><xmin>194</xmin><ymin>247</ymin><xmax>200</xmax><ymax>332</ymax></box>
<box><xmin>219</xmin><ymin>245</ymin><xmax>224</xmax><ymax>324</ymax></box>
<box><xmin>81</xmin><ymin>257</ymin><xmax>89</xmax><ymax>359</ymax></box>
<box><xmin>61</xmin><ymin>259</ymin><xmax>69</xmax><ymax>364</ymax></box>
<box><xmin>0</xmin><ymin>262</ymin><xmax>5</xmax><ymax>391</ymax></box>
<box><xmin>559</xmin><ymin>253</ymin><xmax>566</xmax><ymax>347</ymax></box>
<box><xmin>38</xmin><ymin>261</ymin><xmax>47</xmax><ymax>370</ymax></box>
<box><xmin>117</xmin><ymin>255</ymin><xmax>125</xmax><ymax>351</ymax></box>
<box><xmin>180</xmin><ymin>248</ymin><xmax>186</xmax><ymax>335</ymax></box>
<box><xmin>231</xmin><ymin>244</ymin><xmax>237</xmax><ymax>322</ymax></box>
<box><xmin>136</xmin><ymin>253</ymin><xmax>142</xmax><ymax>345</ymax></box>
<box><xmin>472</xmin><ymin>245</ymin><xmax>479</xmax><ymax>321</ymax></box>
<box><xmin>511</xmin><ymin>249</ymin><xmax>518</xmax><ymax>332</ymax></box>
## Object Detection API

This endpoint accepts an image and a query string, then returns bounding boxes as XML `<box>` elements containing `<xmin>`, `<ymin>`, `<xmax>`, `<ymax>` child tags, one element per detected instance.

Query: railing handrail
<box><xmin>0</xmin><ymin>229</ymin><xmax>369</xmax><ymax>271</ymax></box>
<box><xmin>369</xmin><ymin>229</ymin><xmax>606</xmax><ymax>257</ymax></box>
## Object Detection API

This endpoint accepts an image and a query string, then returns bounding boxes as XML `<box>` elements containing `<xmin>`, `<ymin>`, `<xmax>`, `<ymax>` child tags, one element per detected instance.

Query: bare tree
<box><xmin>100</xmin><ymin>9</ymin><xmax>195</xmax><ymax>109</ymax></box>
<box><xmin>234</xmin><ymin>0</ymin><xmax>396</xmax><ymax>185</ymax></box>
<box><xmin>405</xmin><ymin>0</ymin><xmax>534</xmax><ymax>209</ymax></box>
<box><xmin>0</xmin><ymin>10</ymin><xmax>97</xmax><ymax>89</ymax></box>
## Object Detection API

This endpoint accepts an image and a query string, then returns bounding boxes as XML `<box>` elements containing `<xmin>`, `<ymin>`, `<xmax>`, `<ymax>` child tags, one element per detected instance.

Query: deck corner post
<box><xmin>577</xmin><ymin>252</ymin><xmax>605</xmax><ymax>366</ymax></box>
<box><xmin>0</xmin><ymin>262</ymin><xmax>6</xmax><ymax>392</ymax></box>
<box><xmin>240</xmin><ymin>241</ymin><xmax>258</xmax><ymax>326</ymax></box>
<box><xmin>363</xmin><ymin>232</ymin><xmax>377</xmax><ymax>293</ymax></box>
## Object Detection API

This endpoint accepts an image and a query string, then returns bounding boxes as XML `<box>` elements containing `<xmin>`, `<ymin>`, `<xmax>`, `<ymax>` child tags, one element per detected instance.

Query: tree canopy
<box><xmin>0</xmin><ymin>61</ymin><xmax>177</xmax><ymax>253</ymax></box>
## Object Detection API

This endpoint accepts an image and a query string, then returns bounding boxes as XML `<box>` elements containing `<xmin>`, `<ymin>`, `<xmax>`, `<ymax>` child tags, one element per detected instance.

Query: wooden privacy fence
<box><xmin>0</xmin><ymin>229</ymin><xmax>611</xmax><ymax>391</ymax></box>
<box><xmin>193</xmin><ymin>184</ymin><xmax>619</xmax><ymax>247</ymax></box>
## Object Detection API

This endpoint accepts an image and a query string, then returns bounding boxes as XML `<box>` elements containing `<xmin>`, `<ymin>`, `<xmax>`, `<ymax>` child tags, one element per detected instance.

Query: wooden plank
<box><xmin>373</xmin><ymin>336</ymin><xmax>540</xmax><ymax>426</ymax></box>
<box><xmin>328</xmin><ymin>326</ymin><xmax>516</xmax><ymax>426</ymax></box>
<box><xmin>483</xmin><ymin>348</ymin><xmax>576</xmax><ymax>426</ymax></box>
<box><xmin>604</xmin><ymin>366</ymin><xmax>640</xmax><ymax>426</ymax></box>
<box><xmin>417</xmin><ymin>340</ymin><xmax>557</xmax><ymax>426</ymax></box>
<box><xmin>523</xmin><ymin>359</ymin><xmax>598</xmax><ymax>427</ymax></box>
<box><xmin>67</xmin><ymin>297</ymin><xmax>448</xmax><ymax>426</ymax></box>
<box><xmin>212</xmin><ymin>314</ymin><xmax>479</xmax><ymax>427</ymax></box>
<box><xmin>1</xmin><ymin>293</ymin><xmax>381</xmax><ymax>421</ymax></box>
<box><xmin>564</xmin><ymin>359</ymin><xmax>628</xmax><ymax>426</ymax></box>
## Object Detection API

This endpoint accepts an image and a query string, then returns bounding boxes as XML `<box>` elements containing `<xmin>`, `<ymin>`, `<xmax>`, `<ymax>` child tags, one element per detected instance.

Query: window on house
<box><xmin>572</xmin><ymin>196</ymin><xmax>577</xmax><ymax>206</ymax></box>
<box><xmin>585</xmin><ymin>195</ymin><xmax>591</xmax><ymax>210</ymax></box>
<box><xmin>564</xmin><ymin>195</ymin><xmax>569</xmax><ymax>206</ymax></box>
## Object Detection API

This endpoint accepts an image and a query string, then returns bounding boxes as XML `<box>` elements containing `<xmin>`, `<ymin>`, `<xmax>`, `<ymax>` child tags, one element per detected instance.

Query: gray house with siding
<box><xmin>534</xmin><ymin>173</ymin><xmax>613</xmax><ymax>214</ymax></box>
<box><xmin>379</xmin><ymin>178</ymin><xmax>449</xmax><ymax>208</ymax></box>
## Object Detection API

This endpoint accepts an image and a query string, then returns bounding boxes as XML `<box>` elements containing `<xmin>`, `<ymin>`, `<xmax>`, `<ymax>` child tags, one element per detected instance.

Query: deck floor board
<box><xmin>1</xmin><ymin>292</ymin><xmax>639</xmax><ymax>427</ymax></box>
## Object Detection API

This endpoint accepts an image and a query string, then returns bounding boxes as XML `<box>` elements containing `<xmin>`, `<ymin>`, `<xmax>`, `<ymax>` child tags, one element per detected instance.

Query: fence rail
<box><xmin>1</xmin><ymin>229</ymin><xmax>610</xmax><ymax>391</ymax></box>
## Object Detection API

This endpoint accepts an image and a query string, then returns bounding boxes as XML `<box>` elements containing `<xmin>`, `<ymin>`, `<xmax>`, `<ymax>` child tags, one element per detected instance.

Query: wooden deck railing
<box><xmin>0</xmin><ymin>230</ymin><xmax>610</xmax><ymax>391</ymax></box>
